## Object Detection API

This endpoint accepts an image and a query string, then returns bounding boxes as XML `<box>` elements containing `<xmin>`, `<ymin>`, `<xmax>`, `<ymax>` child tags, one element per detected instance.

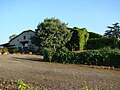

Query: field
<box><xmin>0</xmin><ymin>54</ymin><xmax>120</xmax><ymax>90</ymax></box>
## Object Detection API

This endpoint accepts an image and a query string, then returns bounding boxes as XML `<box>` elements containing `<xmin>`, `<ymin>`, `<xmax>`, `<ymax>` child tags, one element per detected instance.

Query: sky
<box><xmin>0</xmin><ymin>0</ymin><xmax>120</xmax><ymax>44</ymax></box>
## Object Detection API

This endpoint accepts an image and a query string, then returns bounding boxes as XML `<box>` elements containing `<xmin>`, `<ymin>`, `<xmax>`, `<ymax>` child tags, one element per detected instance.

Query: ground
<box><xmin>0</xmin><ymin>54</ymin><xmax>120</xmax><ymax>90</ymax></box>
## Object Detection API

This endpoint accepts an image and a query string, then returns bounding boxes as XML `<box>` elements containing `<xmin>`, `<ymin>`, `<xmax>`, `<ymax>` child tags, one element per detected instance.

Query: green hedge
<box><xmin>52</xmin><ymin>47</ymin><xmax>75</xmax><ymax>63</ymax></box>
<box><xmin>75</xmin><ymin>50</ymin><xmax>120</xmax><ymax>68</ymax></box>
<box><xmin>45</xmin><ymin>48</ymin><xmax>120</xmax><ymax>68</ymax></box>
<box><xmin>86</xmin><ymin>38</ymin><xmax>118</xmax><ymax>49</ymax></box>
<box><xmin>66</xmin><ymin>27</ymin><xmax>89</xmax><ymax>51</ymax></box>
<box><xmin>89</xmin><ymin>32</ymin><xmax>107</xmax><ymax>39</ymax></box>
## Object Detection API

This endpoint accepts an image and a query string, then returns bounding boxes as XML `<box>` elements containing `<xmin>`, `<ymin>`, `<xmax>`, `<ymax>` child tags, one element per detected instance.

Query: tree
<box><xmin>104</xmin><ymin>22</ymin><xmax>120</xmax><ymax>39</ymax></box>
<box><xmin>31</xmin><ymin>17</ymin><xmax>72</xmax><ymax>50</ymax></box>
<box><xmin>9</xmin><ymin>34</ymin><xmax>17</xmax><ymax>40</ymax></box>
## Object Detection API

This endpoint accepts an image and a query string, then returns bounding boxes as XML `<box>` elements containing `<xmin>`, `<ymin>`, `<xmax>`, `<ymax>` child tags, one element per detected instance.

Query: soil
<box><xmin>0</xmin><ymin>54</ymin><xmax>120</xmax><ymax>90</ymax></box>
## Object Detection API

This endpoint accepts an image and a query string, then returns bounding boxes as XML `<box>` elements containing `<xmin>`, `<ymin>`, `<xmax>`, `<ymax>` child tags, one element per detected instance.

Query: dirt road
<box><xmin>0</xmin><ymin>54</ymin><xmax>120</xmax><ymax>90</ymax></box>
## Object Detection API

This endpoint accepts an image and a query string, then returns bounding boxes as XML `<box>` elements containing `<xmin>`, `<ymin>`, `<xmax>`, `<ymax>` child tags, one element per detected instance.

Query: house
<box><xmin>8</xmin><ymin>30</ymin><xmax>38</xmax><ymax>53</ymax></box>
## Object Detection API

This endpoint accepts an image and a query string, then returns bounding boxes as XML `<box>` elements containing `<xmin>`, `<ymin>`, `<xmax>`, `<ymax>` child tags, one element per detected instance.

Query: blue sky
<box><xmin>0</xmin><ymin>0</ymin><xmax>120</xmax><ymax>44</ymax></box>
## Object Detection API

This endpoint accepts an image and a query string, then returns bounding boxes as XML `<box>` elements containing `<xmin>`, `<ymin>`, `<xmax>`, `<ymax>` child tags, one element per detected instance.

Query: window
<box><xmin>24</xmin><ymin>36</ymin><xmax>26</xmax><ymax>39</ymax></box>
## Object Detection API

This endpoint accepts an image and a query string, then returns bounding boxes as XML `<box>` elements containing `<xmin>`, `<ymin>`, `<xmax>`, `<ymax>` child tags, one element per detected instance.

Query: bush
<box><xmin>52</xmin><ymin>47</ymin><xmax>75</xmax><ymax>64</ymax></box>
<box><xmin>43</xmin><ymin>48</ymin><xmax>55</xmax><ymax>62</ymax></box>
<box><xmin>75</xmin><ymin>50</ymin><xmax>120</xmax><ymax>68</ymax></box>
<box><xmin>2</xmin><ymin>47</ymin><xmax>8</xmax><ymax>53</ymax></box>
<box><xmin>86</xmin><ymin>38</ymin><xmax>118</xmax><ymax>50</ymax></box>
<box><xmin>50</xmin><ymin>48</ymin><xmax>120</xmax><ymax>68</ymax></box>
<box><xmin>13</xmin><ymin>48</ymin><xmax>20</xmax><ymax>53</ymax></box>
<box><xmin>89</xmin><ymin>32</ymin><xmax>107</xmax><ymax>39</ymax></box>
<box><xmin>8</xmin><ymin>48</ymin><xmax>22</xmax><ymax>54</ymax></box>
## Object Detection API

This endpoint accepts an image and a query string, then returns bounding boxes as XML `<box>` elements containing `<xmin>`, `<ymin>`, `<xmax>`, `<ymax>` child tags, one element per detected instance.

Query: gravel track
<box><xmin>0</xmin><ymin>54</ymin><xmax>120</xmax><ymax>90</ymax></box>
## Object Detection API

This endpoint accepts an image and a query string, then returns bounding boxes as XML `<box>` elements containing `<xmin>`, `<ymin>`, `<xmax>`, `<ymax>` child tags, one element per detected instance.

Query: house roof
<box><xmin>0</xmin><ymin>43</ymin><xmax>9</xmax><ymax>47</ymax></box>
<box><xmin>9</xmin><ymin>30</ymin><xmax>35</xmax><ymax>42</ymax></box>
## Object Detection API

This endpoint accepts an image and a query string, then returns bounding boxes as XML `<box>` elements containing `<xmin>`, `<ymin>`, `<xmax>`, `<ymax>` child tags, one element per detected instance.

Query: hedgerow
<box><xmin>86</xmin><ymin>38</ymin><xmax>118</xmax><ymax>49</ymax></box>
<box><xmin>44</xmin><ymin>48</ymin><xmax>120</xmax><ymax>68</ymax></box>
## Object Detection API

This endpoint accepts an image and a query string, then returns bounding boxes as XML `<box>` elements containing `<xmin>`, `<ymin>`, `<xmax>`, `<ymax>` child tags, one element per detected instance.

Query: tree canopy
<box><xmin>9</xmin><ymin>34</ymin><xmax>17</xmax><ymax>40</ymax></box>
<box><xmin>104</xmin><ymin>22</ymin><xmax>120</xmax><ymax>40</ymax></box>
<box><xmin>31</xmin><ymin>17</ymin><xmax>72</xmax><ymax>50</ymax></box>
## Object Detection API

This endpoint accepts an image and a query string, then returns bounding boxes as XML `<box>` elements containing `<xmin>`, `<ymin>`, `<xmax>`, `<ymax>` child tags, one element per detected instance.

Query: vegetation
<box><xmin>1</xmin><ymin>79</ymin><xmax>110</xmax><ymax>90</ymax></box>
<box><xmin>0</xmin><ymin>47</ymin><xmax>8</xmax><ymax>54</ymax></box>
<box><xmin>86</xmin><ymin>38</ymin><xmax>119</xmax><ymax>49</ymax></box>
<box><xmin>8</xmin><ymin>47</ymin><xmax>22</xmax><ymax>54</ymax></box>
<box><xmin>44</xmin><ymin>47</ymin><xmax>120</xmax><ymax>68</ymax></box>
<box><xmin>89</xmin><ymin>32</ymin><xmax>107</xmax><ymax>39</ymax></box>
<box><xmin>66</xmin><ymin>27</ymin><xmax>89</xmax><ymax>51</ymax></box>
<box><xmin>31</xmin><ymin>17</ymin><xmax>72</xmax><ymax>50</ymax></box>
<box><xmin>0</xmin><ymin>79</ymin><xmax>45</xmax><ymax>90</ymax></box>
<box><xmin>30</xmin><ymin>20</ymin><xmax>120</xmax><ymax>68</ymax></box>
<box><xmin>9</xmin><ymin>34</ymin><xmax>17</xmax><ymax>40</ymax></box>
<box><xmin>43</xmin><ymin>48</ymin><xmax>55</xmax><ymax>62</ymax></box>
<box><xmin>81</xmin><ymin>86</ymin><xmax>95</xmax><ymax>90</ymax></box>
<box><xmin>104</xmin><ymin>22</ymin><xmax>120</xmax><ymax>40</ymax></box>
<box><xmin>52</xmin><ymin>47</ymin><xmax>75</xmax><ymax>63</ymax></box>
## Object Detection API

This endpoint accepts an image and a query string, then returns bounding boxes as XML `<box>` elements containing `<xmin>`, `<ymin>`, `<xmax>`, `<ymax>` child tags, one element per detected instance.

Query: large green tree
<box><xmin>31</xmin><ymin>18</ymin><xmax>72</xmax><ymax>50</ymax></box>
<box><xmin>104</xmin><ymin>22</ymin><xmax>120</xmax><ymax>39</ymax></box>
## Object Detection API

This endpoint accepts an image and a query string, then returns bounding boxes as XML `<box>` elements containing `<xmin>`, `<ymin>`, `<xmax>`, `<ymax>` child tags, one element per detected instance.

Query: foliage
<box><xmin>66</xmin><ymin>27</ymin><xmax>89</xmax><ymax>51</ymax></box>
<box><xmin>86</xmin><ymin>38</ymin><xmax>119</xmax><ymax>50</ymax></box>
<box><xmin>79</xmin><ymin>28</ymin><xmax>89</xmax><ymax>50</ymax></box>
<box><xmin>31</xmin><ymin>17</ymin><xmax>72</xmax><ymax>50</ymax></box>
<box><xmin>2</xmin><ymin>47</ymin><xmax>8</xmax><ymax>53</ymax></box>
<box><xmin>75</xmin><ymin>50</ymin><xmax>120</xmax><ymax>68</ymax></box>
<box><xmin>17</xmin><ymin>80</ymin><xmax>35</xmax><ymax>90</ymax></box>
<box><xmin>17</xmin><ymin>80</ymin><xmax>45</xmax><ymax>90</ymax></box>
<box><xmin>89</xmin><ymin>32</ymin><xmax>107</xmax><ymax>39</ymax></box>
<box><xmin>118</xmin><ymin>40</ymin><xmax>120</xmax><ymax>49</ymax></box>
<box><xmin>43</xmin><ymin>48</ymin><xmax>55</xmax><ymax>62</ymax></box>
<box><xmin>104</xmin><ymin>22</ymin><xmax>120</xmax><ymax>40</ymax></box>
<box><xmin>52</xmin><ymin>47</ymin><xmax>75</xmax><ymax>64</ymax></box>
<box><xmin>9</xmin><ymin>34</ymin><xmax>17</xmax><ymax>40</ymax></box>
<box><xmin>48</xmin><ymin>48</ymin><xmax>120</xmax><ymax>68</ymax></box>
<box><xmin>80</xmin><ymin>86</ymin><xmax>95</xmax><ymax>90</ymax></box>
<box><xmin>8</xmin><ymin>48</ymin><xmax>22</xmax><ymax>54</ymax></box>
<box><xmin>0</xmin><ymin>79</ymin><xmax>45</xmax><ymax>90</ymax></box>
<box><xmin>13</xmin><ymin>48</ymin><xmax>21</xmax><ymax>53</ymax></box>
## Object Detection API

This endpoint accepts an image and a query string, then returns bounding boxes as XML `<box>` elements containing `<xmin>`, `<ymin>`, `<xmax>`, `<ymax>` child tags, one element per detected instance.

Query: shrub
<box><xmin>2</xmin><ymin>47</ymin><xmax>8</xmax><ymax>53</ymax></box>
<box><xmin>86</xmin><ymin>38</ymin><xmax>118</xmax><ymax>50</ymax></box>
<box><xmin>8</xmin><ymin>48</ymin><xmax>22</xmax><ymax>54</ymax></box>
<box><xmin>13</xmin><ymin>48</ymin><xmax>20</xmax><ymax>53</ymax></box>
<box><xmin>52</xmin><ymin>47</ymin><xmax>75</xmax><ymax>64</ymax></box>
<box><xmin>89</xmin><ymin>32</ymin><xmax>107</xmax><ymax>39</ymax></box>
<box><xmin>43</xmin><ymin>48</ymin><xmax>55</xmax><ymax>62</ymax></box>
<box><xmin>51</xmin><ymin>48</ymin><xmax>120</xmax><ymax>68</ymax></box>
<box><xmin>75</xmin><ymin>50</ymin><xmax>120</xmax><ymax>68</ymax></box>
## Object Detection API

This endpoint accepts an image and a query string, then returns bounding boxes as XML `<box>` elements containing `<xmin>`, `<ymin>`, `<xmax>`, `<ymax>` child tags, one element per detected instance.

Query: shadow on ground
<box><xmin>11</xmin><ymin>56</ymin><xmax>44</xmax><ymax>62</ymax></box>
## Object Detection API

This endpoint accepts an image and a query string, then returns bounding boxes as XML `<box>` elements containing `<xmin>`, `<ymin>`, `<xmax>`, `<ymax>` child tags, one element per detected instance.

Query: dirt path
<box><xmin>0</xmin><ymin>54</ymin><xmax>120</xmax><ymax>90</ymax></box>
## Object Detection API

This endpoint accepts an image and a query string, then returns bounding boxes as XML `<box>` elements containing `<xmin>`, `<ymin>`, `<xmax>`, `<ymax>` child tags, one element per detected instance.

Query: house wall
<box><xmin>9</xmin><ymin>30</ymin><xmax>38</xmax><ymax>51</ymax></box>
